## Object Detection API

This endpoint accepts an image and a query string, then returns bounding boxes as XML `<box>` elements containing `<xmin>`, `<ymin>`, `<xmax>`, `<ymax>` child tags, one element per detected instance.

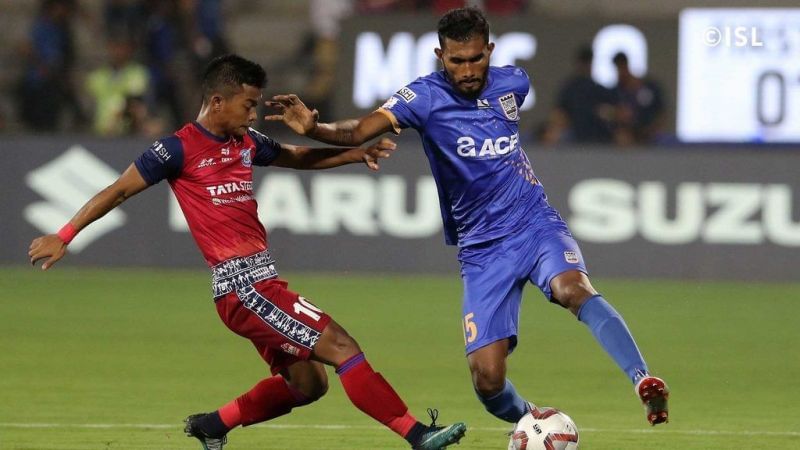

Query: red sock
<box><xmin>218</xmin><ymin>375</ymin><xmax>311</xmax><ymax>428</ymax></box>
<box><xmin>337</xmin><ymin>353</ymin><xmax>419</xmax><ymax>437</ymax></box>
<box><xmin>218</xmin><ymin>399</ymin><xmax>241</xmax><ymax>429</ymax></box>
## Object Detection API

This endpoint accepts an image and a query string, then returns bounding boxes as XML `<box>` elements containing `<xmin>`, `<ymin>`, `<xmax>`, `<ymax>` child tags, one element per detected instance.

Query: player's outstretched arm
<box><xmin>266</xmin><ymin>94</ymin><xmax>394</xmax><ymax>146</ymax></box>
<box><xmin>272</xmin><ymin>138</ymin><xmax>396</xmax><ymax>171</ymax></box>
<box><xmin>28</xmin><ymin>164</ymin><xmax>150</xmax><ymax>270</ymax></box>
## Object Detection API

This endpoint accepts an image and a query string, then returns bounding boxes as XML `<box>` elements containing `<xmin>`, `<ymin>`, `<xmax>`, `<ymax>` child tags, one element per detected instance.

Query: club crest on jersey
<box><xmin>499</xmin><ymin>93</ymin><xmax>519</xmax><ymax>120</ymax></box>
<box><xmin>396</xmin><ymin>87</ymin><xmax>417</xmax><ymax>103</ymax></box>
<box><xmin>240</xmin><ymin>148</ymin><xmax>252</xmax><ymax>167</ymax></box>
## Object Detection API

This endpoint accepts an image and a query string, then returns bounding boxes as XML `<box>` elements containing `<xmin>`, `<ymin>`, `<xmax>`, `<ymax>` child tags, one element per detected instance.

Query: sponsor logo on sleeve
<box><xmin>564</xmin><ymin>251</ymin><xmax>580</xmax><ymax>264</ymax></box>
<box><xmin>149</xmin><ymin>141</ymin><xmax>171</xmax><ymax>163</ymax></box>
<box><xmin>499</xmin><ymin>93</ymin><xmax>519</xmax><ymax>120</ymax></box>
<box><xmin>396</xmin><ymin>87</ymin><xmax>417</xmax><ymax>103</ymax></box>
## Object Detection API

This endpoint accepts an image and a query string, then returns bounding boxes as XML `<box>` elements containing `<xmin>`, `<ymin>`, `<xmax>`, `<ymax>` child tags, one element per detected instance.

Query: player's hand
<box><xmin>363</xmin><ymin>138</ymin><xmax>396</xmax><ymax>171</ymax></box>
<box><xmin>265</xmin><ymin>94</ymin><xmax>319</xmax><ymax>136</ymax></box>
<box><xmin>28</xmin><ymin>234</ymin><xmax>67</xmax><ymax>270</ymax></box>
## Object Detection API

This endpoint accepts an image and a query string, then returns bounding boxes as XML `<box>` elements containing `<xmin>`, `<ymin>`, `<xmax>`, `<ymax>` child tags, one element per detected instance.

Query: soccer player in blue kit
<box><xmin>268</xmin><ymin>7</ymin><xmax>669</xmax><ymax>428</ymax></box>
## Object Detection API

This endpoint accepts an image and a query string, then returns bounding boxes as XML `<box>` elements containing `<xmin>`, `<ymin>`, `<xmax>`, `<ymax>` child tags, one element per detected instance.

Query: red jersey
<box><xmin>134</xmin><ymin>121</ymin><xmax>282</xmax><ymax>266</ymax></box>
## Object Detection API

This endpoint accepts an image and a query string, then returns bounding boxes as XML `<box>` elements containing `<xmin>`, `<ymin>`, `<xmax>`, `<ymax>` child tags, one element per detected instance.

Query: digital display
<box><xmin>677</xmin><ymin>8</ymin><xmax>800</xmax><ymax>143</ymax></box>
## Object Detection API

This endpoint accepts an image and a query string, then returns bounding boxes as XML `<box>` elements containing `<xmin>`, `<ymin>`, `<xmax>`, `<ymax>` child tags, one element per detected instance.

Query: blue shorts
<box><xmin>458</xmin><ymin>205</ymin><xmax>587</xmax><ymax>355</ymax></box>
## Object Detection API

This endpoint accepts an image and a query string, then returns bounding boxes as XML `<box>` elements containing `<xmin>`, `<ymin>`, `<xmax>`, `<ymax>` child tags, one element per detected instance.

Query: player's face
<box><xmin>436</xmin><ymin>36</ymin><xmax>494</xmax><ymax>98</ymax></box>
<box><xmin>220</xmin><ymin>84</ymin><xmax>262</xmax><ymax>138</ymax></box>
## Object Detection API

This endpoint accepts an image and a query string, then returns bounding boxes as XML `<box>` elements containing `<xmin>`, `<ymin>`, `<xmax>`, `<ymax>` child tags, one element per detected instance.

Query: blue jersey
<box><xmin>379</xmin><ymin>66</ymin><xmax>545</xmax><ymax>246</ymax></box>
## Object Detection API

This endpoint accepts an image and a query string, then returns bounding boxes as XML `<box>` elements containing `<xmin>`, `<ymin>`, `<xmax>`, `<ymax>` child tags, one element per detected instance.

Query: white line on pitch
<box><xmin>1</xmin><ymin>423</ymin><xmax>799</xmax><ymax>437</ymax></box>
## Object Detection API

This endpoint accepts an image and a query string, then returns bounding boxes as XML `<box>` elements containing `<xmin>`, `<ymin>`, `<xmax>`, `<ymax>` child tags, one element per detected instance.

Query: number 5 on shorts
<box><xmin>463</xmin><ymin>312</ymin><xmax>477</xmax><ymax>344</ymax></box>
<box><xmin>294</xmin><ymin>297</ymin><xmax>323</xmax><ymax>321</ymax></box>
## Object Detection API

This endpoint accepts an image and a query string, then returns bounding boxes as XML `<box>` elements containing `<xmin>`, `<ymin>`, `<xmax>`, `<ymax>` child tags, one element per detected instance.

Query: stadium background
<box><xmin>1</xmin><ymin>1</ymin><xmax>799</xmax><ymax>449</ymax></box>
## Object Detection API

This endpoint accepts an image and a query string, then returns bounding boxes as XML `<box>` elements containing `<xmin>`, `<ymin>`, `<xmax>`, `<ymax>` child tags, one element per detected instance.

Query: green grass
<box><xmin>1</xmin><ymin>267</ymin><xmax>799</xmax><ymax>449</ymax></box>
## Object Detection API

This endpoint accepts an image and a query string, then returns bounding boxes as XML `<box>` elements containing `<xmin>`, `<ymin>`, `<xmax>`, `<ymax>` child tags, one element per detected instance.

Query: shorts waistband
<box><xmin>211</xmin><ymin>250</ymin><xmax>278</xmax><ymax>298</ymax></box>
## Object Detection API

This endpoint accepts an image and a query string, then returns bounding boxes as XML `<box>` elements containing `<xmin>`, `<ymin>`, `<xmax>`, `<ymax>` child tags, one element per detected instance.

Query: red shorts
<box><xmin>215</xmin><ymin>278</ymin><xmax>331</xmax><ymax>375</ymax></box>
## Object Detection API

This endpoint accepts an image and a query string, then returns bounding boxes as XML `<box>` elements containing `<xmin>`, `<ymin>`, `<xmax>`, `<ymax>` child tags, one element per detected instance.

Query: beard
<box><xmin>455</xmin><ymin>80</ymin><xmax>485</xmax><ymax>98</ymax></box>
<box><xmin>444</xmin><ymin>69</ymin><xmax>486</xmax><ymax>98</ymax></box>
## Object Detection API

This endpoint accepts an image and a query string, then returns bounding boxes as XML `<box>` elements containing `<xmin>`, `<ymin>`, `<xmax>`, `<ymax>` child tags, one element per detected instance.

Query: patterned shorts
<box><xmin>212</xmin><ymin>252</ymin><xmax>331</xmax><ymax>374</ymax></box>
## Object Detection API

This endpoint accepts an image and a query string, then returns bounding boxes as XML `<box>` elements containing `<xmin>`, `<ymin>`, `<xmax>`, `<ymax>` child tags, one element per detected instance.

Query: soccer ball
<box><xmin>507</xmin><ymin>407</ymin><xmax>579</xmax><ymax>450</ymax></box>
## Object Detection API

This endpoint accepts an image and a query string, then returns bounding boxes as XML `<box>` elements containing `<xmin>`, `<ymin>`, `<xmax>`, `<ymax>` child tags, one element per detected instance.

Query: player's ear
<box><xmin>434</xmin><ymin>47</ymin><xmax>443</xmax><ymax>60</ymax></box>
<box><xmin>487</xmin><ymin>42</ymin><xmax>495</xmax><ymax>55</ymax></box>
<box><xmin>210</xmin><ymin>94</ymin><xmax>224</xmax><ymax>112</ymax></box>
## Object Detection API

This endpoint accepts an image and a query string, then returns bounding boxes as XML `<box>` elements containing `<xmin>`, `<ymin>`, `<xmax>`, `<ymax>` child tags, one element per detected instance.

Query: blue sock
<box><xmin>578</xmin><ymin>295</ymin><xmax>649</xmax><ymax>383</ymax></box>
<box><xmin>476</xmin><ymin>379</ymin><xmax>529</xmax><ymax>423</ymax></box>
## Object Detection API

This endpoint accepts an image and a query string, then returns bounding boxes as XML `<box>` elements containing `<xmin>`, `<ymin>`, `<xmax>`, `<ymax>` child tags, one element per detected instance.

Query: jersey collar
<box><xmin>192</xmin><ymin>121</ymin><xmax>230</xmax><ymax>143</ymax></box>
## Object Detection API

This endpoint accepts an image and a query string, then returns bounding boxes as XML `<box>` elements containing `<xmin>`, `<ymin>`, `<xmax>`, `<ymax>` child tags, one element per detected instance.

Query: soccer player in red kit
<box><xmin>28</xmin><ymin>54</ymin><xmax>467</xmax><ymax>450</ymax></box>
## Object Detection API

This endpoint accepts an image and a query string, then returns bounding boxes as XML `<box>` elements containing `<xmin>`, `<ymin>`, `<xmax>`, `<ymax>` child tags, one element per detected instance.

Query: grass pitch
<box><xmin>1</xmin><ymin>267</ymin><xmax>798</xmax><ymax>449</ymax></box>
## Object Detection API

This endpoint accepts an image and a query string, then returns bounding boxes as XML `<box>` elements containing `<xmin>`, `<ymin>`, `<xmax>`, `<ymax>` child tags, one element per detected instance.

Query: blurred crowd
<box><xmin>538</xmin><ymin>47</ymin><xmax>667</xmax><ymax>147</ymax></box>
<box><xmin>2</xmin><ymin>0</ymin><xmax>665</xmax><ymax>146</ymax></box>
<box><xmin>11</xmin><ymin>0</ymin><xmax>229</xmax><ymax>137</ymax></box>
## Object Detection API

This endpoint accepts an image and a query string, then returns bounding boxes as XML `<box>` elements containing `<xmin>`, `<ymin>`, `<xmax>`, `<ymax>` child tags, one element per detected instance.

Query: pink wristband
<box><xmin>57</xmin><ymin>223</ymin><xmax>78</xmax><ymax>244</ymax></box>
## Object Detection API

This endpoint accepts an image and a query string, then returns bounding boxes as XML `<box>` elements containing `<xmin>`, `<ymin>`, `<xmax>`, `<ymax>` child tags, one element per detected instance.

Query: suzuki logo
<box><xmin>24</xmin><ymin>145</ymin><xmax>126</xmax><ymax>252</ymax></box>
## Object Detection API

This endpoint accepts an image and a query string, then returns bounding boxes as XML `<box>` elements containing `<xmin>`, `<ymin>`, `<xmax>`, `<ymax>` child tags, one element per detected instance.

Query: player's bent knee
<box><xmin>555</xmin><ymin>287</ymin><xmax>593</xmax><ymax>313</ymax></box>
<box><xmin>471</xmin><ymin>364</ymin><xmax>507</xmax><ymax>397</ymax></box>
<box><xmin>323</xmin><ymin>321</ymin><xmax>361</xmax><ymax>354</ymax></box>
<box><xmin>474</xmin><ymin>375</ymin><xmax>506</xmax><ymax>398</ymax></box>
<box><xmin>551</xmin><ymin>271</ymin><xmax>597</xmax><ymax>315</ymax></box>
<box><xmin>467</xmin><ymin>340</ymin><xmax>509</xmax><ymax>396</ymax></box>
<box><xmin>312</xmin><ymin>320</ymin><xmax>362</xmax><ymax>367</ymax></box>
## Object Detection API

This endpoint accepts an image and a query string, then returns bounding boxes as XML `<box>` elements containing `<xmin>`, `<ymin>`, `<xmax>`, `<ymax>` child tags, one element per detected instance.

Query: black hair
<box><xmin>437</xmin><ymin>7</ymin><xmax>490</xmax><ymax>47</ymax></box>
<box><xmin>201</xmin><ymin>54</ymin><xmax>267</xmax><ymax>103</ymax></box>
<box><xmin>612</xmin><ymin>51</ymin><xmax>629</xmax><ymax>66</ymax></box>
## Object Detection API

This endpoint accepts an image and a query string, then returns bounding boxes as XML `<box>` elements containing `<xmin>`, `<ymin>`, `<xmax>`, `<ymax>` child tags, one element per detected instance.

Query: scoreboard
<box><xmin>678</xmin><ymin>9</ymin><xmax>800</xmax><ymax>143</ymax></box>
<box><xmin>340</xmin><ymin>9</ymin><xmax>800</xmax><ymax>144</ymax></box>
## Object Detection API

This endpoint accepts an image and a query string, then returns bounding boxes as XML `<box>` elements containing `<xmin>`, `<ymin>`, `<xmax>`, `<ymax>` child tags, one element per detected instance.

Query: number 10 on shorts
<box><xmin>294</xmin><ymin>297</ymin><xmax>323</xmax><ymax>321</ymax></box>
<box><xmin>463</xmin><ymin>312</ymin><xmax>477</xmax><ymax>344</ymax></box>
